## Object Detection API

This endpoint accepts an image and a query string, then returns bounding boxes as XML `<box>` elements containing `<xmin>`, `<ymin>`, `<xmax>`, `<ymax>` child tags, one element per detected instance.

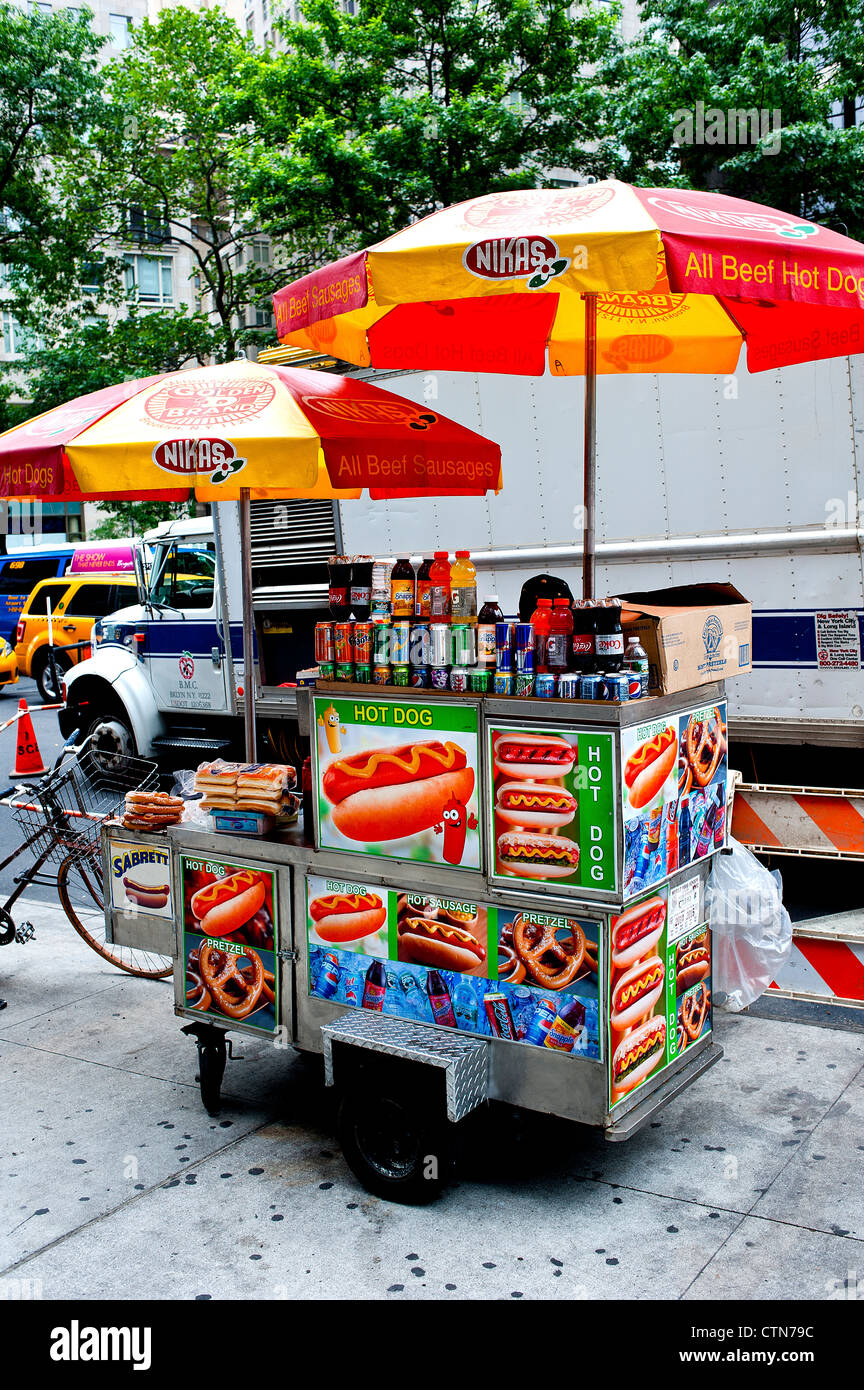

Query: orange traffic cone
<box><xmin>12</xmin><ymin>698</ymin><xmax>47</xmax><ymax>778</ymax></box>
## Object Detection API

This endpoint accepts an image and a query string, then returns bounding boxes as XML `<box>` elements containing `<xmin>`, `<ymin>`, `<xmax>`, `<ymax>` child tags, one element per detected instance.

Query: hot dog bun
<box><xmin>324</xmin><ymin>741</ymin><xmax>467</xmax><ymax>803</ymax></box>
<box><xmin>497</xmin><ymin>830</ymin><xmax>579</xmax><ymax>879</ymax></box>
<box><xmin>191</xmin><ymin>871</ymin><xmax>268</xmax><ymax>938</ymax></box>
<box><xmin>611</xmin><ymin>896</ymin><xmax>666</xmax><ymax>969</ymax></box>
<box><xmin>309</xmin><ymin>892</ymin><xmax>386</xmax><ymax>943</ymax></box>
<box><xmin>397</xmin><ymin>916</ymin><xmax>485</xmax><ymax>972</ymax></box>
<box><xmin>625</xmin><ymin>727</ymin><xmax>677</xmax><ymax>808</ymax></box>
<box><xmin>493</xmin><ymin>733</ymin><xmax>576</xmax><ymax>781</ymax></box>
<box><xmin>611</xmin><ymin>1016</ymin><xmax>666</xmax><ymax>1094</ymax></box>
<box><xmin>611</xmin><ymin>954</ymin><xmax>665</xmax><ymax>1032</ymax></box>
<box><xmin>329</xmin><ymin>765</ymin><xmax>475</xmax><ymax>843</ymax></box>
<box><xmin>494</xmin><ymin>780</ymin><xmax>576</xmax><ymax>829</ymax></box>
<box><xmin>676</xmin><ymin>933</ymin><xmax>711</xmax><ymax>992</ymax></box>
<box><xmin>123</xmin><ymin>875</ymin><xmax>169</xmax><ymax>909</ymax></box>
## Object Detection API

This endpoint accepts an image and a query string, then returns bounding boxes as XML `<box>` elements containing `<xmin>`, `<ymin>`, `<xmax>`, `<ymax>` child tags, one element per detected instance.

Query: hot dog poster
<box><xmin>607</xmin><ymin>885</ymin><xmax>712</xmax><ymax>1108</ymax></box>
<box><xmin>306</xmin><ymin>874</ymin><xmax>601</xmax><ymax>1059</ymax></box>
<box><xmin>109</xmin><ymin>839</ymin><xmax>172</xmax><ymax>918</ymax></box>
<box><xmin>180</xmin><ymin>855</ymin><xmax>278</xmax><ymax>1034</ymax></box>
<box><xmin>313</xmin><ymin>695</ymin><xmax>481</xmax><ymax>871</ymax></box>
<box><xmin>486</xmin><ymin>723</ymin><xmax>617</xmax><ymax>894</ymax></box>
<box><xmin>621</xmin><ymin>700</ymin><xmax>728</xmax><ymax>902</ymax></box>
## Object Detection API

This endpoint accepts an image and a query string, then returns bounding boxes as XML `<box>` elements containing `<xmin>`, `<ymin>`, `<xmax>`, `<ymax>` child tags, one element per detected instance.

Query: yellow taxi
<box><xmin>0</xmin><ymin>636</ymin><xmax>18</xmax><ymax>690</ymax></box>
<box><xmin>15</xmin><ymin>575</ymin><xmax>137</xmax><ymax>702</ymax></box>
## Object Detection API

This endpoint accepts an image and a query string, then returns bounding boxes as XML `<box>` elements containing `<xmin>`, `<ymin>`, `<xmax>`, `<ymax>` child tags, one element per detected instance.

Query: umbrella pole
<box><xmin>239</xmin><ymin>486</ymin><xmax>257</xmax><ymax>762</ymax></box>
<box><xmin>582</xmin><ymin>291</ymin><xmax>597</xmax><ymax>600</ymax></box>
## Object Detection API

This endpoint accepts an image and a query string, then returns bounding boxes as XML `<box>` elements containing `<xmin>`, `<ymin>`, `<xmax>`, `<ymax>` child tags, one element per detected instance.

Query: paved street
<box><xmin>0</xmin><ymin>678</ymin><xmax>65</xmax><ymax>903</ymax></box>
<box><xmin>1</xmin><ymin>897</ymin><xmax>862</xmax><ymax>1301</ymax></box>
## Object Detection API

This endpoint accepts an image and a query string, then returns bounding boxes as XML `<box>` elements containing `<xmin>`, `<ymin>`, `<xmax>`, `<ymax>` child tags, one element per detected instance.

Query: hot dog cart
<box><xmin>103</xmin><ymin>680</ymin><xmax>726</xmax><ymax>1202</ymax></box>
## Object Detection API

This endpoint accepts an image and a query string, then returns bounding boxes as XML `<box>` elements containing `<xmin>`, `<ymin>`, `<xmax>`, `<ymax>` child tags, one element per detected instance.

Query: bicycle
<box><xmin>0</xmin><ymin>734</ymin><xmax>173</xmax><ymax>983</ymax></box>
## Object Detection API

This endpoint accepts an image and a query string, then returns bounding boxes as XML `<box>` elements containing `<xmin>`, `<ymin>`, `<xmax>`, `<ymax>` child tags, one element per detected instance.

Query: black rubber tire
<box><xmin>34</xmin><ymin>650</ymin><xmax>70</xmax><ymax>703</ymax></box>
<box><xmin>336</xmin><ymin>1073</ymin><xmax>452</xmax><ymax>1204</ymax></box>
<box><xmin>198</xmin><ymin>1040</ymin><xmax>227</xmax><ymax>1116</ymax></box>
<box><xmin>0</xmin><ymin>907</ymin><xmax>15</xmax><ymax>947</ymax></box>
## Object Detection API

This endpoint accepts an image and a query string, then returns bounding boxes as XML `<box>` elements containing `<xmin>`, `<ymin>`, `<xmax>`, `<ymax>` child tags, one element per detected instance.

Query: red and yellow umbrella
<box><xmin>273</xmin><ymin>181</ymin><xmax>864</xmax><ymax>590</ymax></box>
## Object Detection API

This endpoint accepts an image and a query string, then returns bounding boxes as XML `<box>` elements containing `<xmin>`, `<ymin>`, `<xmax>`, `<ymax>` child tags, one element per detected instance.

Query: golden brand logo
<box><xmin>301</xmin><ymin>396</ymin><xmax>438</xmax><ymax>430</ymax></box>
<box><xmin>462</xmin><ymin>186</ymin><xmax>615</xmax><ymax>228</ymax></box>
<box><xmin>144</xmin><ymin>375</ymin><xmax>275</xmax><ymax>427</ymax></box>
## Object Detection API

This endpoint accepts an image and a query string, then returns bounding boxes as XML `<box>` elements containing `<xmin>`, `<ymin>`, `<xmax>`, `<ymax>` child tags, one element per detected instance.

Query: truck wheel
<box><xmin>336</xmin><ymin>1071</ymin><xmax>452</xmax><ymax>1204</ymax></box>
<box><xmin>87</xmin><ymin>712</ymin><xmax>137</xmax><ymax>764</ymax></box>
<box><xmin>34</xmin><ymin>650</ymin><xmax>70</xmax><ymax>703</ymax></box>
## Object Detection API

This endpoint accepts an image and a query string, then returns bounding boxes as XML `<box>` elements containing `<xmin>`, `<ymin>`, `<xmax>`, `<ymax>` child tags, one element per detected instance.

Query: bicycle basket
<box><xmin>11</xmin><ymin>748</ymin><xmax>159</xmax><ymax>866</ymax></box>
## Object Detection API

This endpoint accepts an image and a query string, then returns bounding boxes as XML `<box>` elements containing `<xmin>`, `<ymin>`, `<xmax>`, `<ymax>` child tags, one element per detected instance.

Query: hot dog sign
<box><xmin>312</xmin><ymin>695</ymin><xmax>482</xmax><ymax>871</ymax></box>
<box><xmin>109</xmin><ymin>840</ymin><xmax>173</xmax><ymax>917</ymax></box>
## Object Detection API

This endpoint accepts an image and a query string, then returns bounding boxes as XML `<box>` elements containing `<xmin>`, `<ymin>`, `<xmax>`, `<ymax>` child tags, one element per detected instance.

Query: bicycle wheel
<box><xmin>57</xmin><ymin>848</ymin><xmax>173</xmax><ymax>980</ymax></box>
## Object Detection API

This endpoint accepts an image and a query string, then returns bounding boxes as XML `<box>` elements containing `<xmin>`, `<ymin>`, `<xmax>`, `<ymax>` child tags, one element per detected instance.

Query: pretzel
<box><xmin>678</xmin><ymin>754</ymin><xmax>693</xmax><ymax>798</ymax></box>
<box><xmin>199</xmin><ymin>943</ymin><xmax>264</xmax><ymax>1020</ymax></box>
<box><xmin>185</xmin><ymin>967</ymin><xmax>211</xmax><ymax>1012</ymax></box>
<box><xmin>497</xmin><ymin>943</ymin><xmax>526</xmax><ymax>984</ymax></box>
<box><xmin>676</xmin><ymin>1006</ymin><xmax>688</xmax><ymax>1053</ymax></box>
<box><xmin>514</xmin><ymin>914</ymin><xmax>584</xmax><ymax>990</ymax></box>
<box><xmin>682</xmin><ymin>981</ymin><xmax>709</xmax><ymax>1040</ymax></box>
<box><xmin>685</xmin><ymin>708</ymin><xmax>723</xmax><ymax>788</ymax></box>
<box><xmin>127</xmin><ymin>791</ymin><xmax>184</xmax><ymax>808</ymax></box>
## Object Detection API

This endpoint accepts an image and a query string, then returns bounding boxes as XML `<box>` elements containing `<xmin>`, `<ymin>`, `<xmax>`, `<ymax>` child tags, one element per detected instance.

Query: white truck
<box><xmin>61</xmin><ymin>354</ymin><xmax>864</xmax><ymax>1004</ymax></box>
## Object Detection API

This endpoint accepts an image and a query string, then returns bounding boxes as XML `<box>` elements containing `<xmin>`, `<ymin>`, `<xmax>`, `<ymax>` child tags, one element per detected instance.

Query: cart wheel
<box><xmin>198</xmin><ymin>1037</ymin><xmax>227</xmax><ymax>1116</ymax></box>
<box><xmin>336</xmin><ymin>1073</ymin><xmax>452</xmax><ymax>1205</ymax></box>
<box><xmin>0</xmin><ymin>909</ymin><xmax>15</xmax><ymax>947</ymax></box>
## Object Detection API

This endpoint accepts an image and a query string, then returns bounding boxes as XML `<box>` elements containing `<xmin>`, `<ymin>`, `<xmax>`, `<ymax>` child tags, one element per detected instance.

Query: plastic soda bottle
<box><xmin>547</xmin><ymin>597</ymin><xmax>573</xmax><ymax>674</ymax></box>
<box><xmin>429</xmin><ymin>551</ymin><xmax>451</xmax><ymax>622</ymax></box>
<box><xmin>449</xmin><ymin>550</ymin><xmax>477</xmax><ymax>624</ymax></box>
<box><xmin>477</xmin><ymin>595</ymin><xmax>504</xmax><ymax>669</ymax></box>
<box><xmin>530</xmin><ymin>596</ymin><xmax>553</xmax><ymax>672</ymax></box>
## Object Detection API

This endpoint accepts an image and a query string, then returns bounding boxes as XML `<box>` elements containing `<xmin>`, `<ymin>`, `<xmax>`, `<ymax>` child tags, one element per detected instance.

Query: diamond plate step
<box><xmin>322</xmin><ymin>1011</ymin><xmax>489</xmax><ymax>1122</ymax></box>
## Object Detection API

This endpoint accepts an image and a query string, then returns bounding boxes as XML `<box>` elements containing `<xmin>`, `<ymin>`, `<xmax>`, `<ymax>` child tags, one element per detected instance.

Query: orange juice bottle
<box><xmin>450</xmin><ymin>550</ymin><xmax>477</xmax><ymax>624</ymax></box>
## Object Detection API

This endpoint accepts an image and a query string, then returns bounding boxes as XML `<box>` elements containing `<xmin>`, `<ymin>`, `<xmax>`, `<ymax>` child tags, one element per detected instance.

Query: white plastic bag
<box><xmin>705</xmin><ymin>837</ymin><xmax>792</xmax><ymax>1012</ymax></box>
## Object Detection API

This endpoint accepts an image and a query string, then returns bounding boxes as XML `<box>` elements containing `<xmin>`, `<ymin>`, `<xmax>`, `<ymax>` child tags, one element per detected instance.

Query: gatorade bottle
<box><xmin>450</xmin><ymin>550</ymin><xmax>477</xmax><ymax>624</ymax></box>
<box><xmin>429</xmin><ymin>551</ymin><xmax>451</xmax><ymax>622</ymax></box>
<box><xmin>416</xmin><ymin>557</ymin><xmax>434</xmax><ymax>619</ymax></box>
<box><xmin>477</xmin><ymin>595</ymin><xmax>504</xmax><ymax>669</ymax></box>
<box><xmin>530</xmin><ymin>597</ymin><xmax>553</xmax><ymax>673</ymax></box>
<box><xmin>547</xmin><ymin>596</ymin><xmax>573</xmax><ymax>675</ymax></box>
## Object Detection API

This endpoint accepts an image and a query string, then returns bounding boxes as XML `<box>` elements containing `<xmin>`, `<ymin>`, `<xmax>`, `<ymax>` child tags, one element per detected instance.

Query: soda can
<box><xmin>392</xmin><ymin>663</ymin><xmax>410</xmax><ymax>686</ymax></box>
<box><xmin>452</xmin><ymin>624</ymin><xmax>476</xmax><ymax>666</ymax></box>
<box><xmin>604</xmin><ymin>672</ymin><xmax>630</xmax><ymax>702</ymax></box>
<box><xmin>353</xmin><ymin>620</ymin><xmax>373</xmax><ymax>665</ymax></box>
<box><xmin>430</xmin><ymin>624</ymin><xmax>452</xmax><ymax>668</ymax></box>
<box><xmin>392</xmin><ymin>620</ymin><xmax>411</xmax><ymax>665</ymax></box>
<box><xmin>514</xmin><ymin>622</ymin><xmax>534</xmax><ymax>659</ymax></box>
<box><xmin>317</xmin><ymin>951</ymin><xmax>341</xmax><ymax>1000</ymax></box>
<box><xmin>557</xmin><ymin>673</ymin><xmax>580</xmax><ymax>699</ymax></box>
<box><xmin>579</xmin><ymin>673</ymin><xmax>603</xmax><ymax>700</ymax></box>
<box><xmin>535</xmin><ymin>672</ymin><xmax>556</xmax><ymax>699</ymax></box>
<box><xmin>333</xmin><ymin>622</ymin><xmax>354</xmax><ymax>664</ymax></box>
<box><xmin>373</xmin><ymin>621</ymin><xmax>391</xmax><ymax>665</ymax></box>
<box><xmin>372</xmin><ymin>663</ymin><xmax>391</xmax><ymax>686</ymax></box>
<box><xmin>314</xmin><ymin>621</ymin><xmax>335</xmax><ymax>663</ymax></box>
<box><xmin>522</xmin><ymin>996</ymin><xmax>558</xmax><ymax>1047</ymax></box>
<box><xmin>495</xmin><ymin>621</ymin><xmax>514</xmax><ymax>670</ymax></box>
<box><xmin>410</xmin><ymin>666</ymin><xmax>430</xmax><ymax>689</ymax></box>
<box><xmin>318</xmin><ymin>661</ymin><xmax>334</xmax><ymax>681</ymax></box>
<box><xmin>354</xmin><ymin>663</ymin><xmax>372</xmax><ymax>684</ymax></box>
<box><xmin>515</xmin><ymin>671</ymin><xmax>535</xmax><ymax>697</ymax></box>
<box><xmin>469</xmin><ymin>668</ymin><xmax>490</xmax><ymax>694</ymax></box>
<box><xmin>626</xmin><ymin>671</ymin><xmax>643</xmax><ymax>700</ymax></box>
<box><xmin>494</xmin><ymin>670</ymin><xmax>514</xmax><ymax>696</ymax></box>
<box><xmin>335</xmin><ymin>662</ymin><xmax>355</xmax><ymax>681</ymax></box>
<box><xmin>344</xmin><ymin>973</ymin><xmax>360</xmax><ymax>1007</ymax></box>
<box><xmin>409</xmin><ymin>622</ymin><xmax>431</xmax><ymax>666</ymax></box>
<box><xmin>431</xmin><ymin>665</ymin><xmax>450</xmax><ymax>690</ymax></box>
<box><xmin>449</xmin><ymin>666</ymin><xmax>470</xmax><ymax>692</ymax></box>
<box><xmin>484</xmin><ymin>991</ymin><xmax>517</xmax><ymax>1041</ymax></box>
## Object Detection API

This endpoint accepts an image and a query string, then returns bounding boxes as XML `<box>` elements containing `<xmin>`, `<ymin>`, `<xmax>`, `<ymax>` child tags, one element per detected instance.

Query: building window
<box><xmin>80</xmin><ymin>260</ymin><xmax>105</xmax><ymax>295</ymax></box>
<box><xmin>28</xmin><ymin>2</ymin><xmax>52</xmax><ymax>14</ymax></box>
<box><xmin>124</xmin><ymin>254</ymin><xmax>174</xmax><ymax>307</ymax></box>
<box><xmin>126</xmin><ymin>205</ymin><xmax>170</xmax><ymax>244</ymax></box>
<box><xmin>251</xmin><ymin>239</ymin><xmax>270</xmax><ymax>264</ymax></box>
<box><xmin>246</xmin><ymin>15</ymin><xmax>254</xmax><ymax>34</ymax></box>
<box><xmin>261</xmin><ymin>0</ymin><xmax>268</xmax><ymax>19</ymax></box>
<box><xmin>2</xmin><ymin>314</ymin><xmax>42</xmax><ymax>357</ymax></box>
<box><xmin>109</xmin><ymin>14</ymin><xmax>133</xmax><ymax>48</ymax></box>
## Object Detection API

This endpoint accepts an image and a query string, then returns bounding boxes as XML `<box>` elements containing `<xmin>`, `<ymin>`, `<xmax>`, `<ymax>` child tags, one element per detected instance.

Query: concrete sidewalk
<box><xmin>1</xmin><ymin>895</ymin><xmax>863</xmax><ymax>1301</ymax></box>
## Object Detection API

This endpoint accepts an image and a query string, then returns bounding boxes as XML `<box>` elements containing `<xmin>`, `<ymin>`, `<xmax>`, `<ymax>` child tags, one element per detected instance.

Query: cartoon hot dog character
<box><xmin>322</xmin><ymin>741</ymin><xmax>475</xmax><ymax>843</ymax></box>
<box><xmin>494</xmin><ymin>780</ymin><xmax>577</xmax><ymax>829</ymax></box>
<box><xmin>397</xmin><ymin>916</ymin><xmax>486</xmax><ymax>973</ymax></box>
<box><xmin>309</xmin><ymin>891</ymin><xmax>386</xmax><ymax>943</ymax></box>
<box><xmin>676</xmin><ymin>931</ymin><xmax>710</xmax><ymax>992</ymax></box>
<box><xmin>610</xmin><ymin>895</ymin><xmax>666</xmax><ymax>970</ymax></box>
<box><xmin>611</xmin><ymin>1016</ymin><xmax>666</xmax><ymax>1095</ymax></box>
<box><xmin>190</xmin><ymin>870</ymin><xmax>267</xmax><ymax>937</ymax></box>
<box><xmin>497</xmin><ymin>830</ymin><xmax>580</xmax><ymax>880</ymax></box>
<box><xmin>624</xmin><ymin>726</ymin><xmax>677</xmax><ymax>808</ymax></box>
<box><xmin>610</xmin><ymin>955</ymin><xmax>665</xmax><ymax>1032</ymax></box>
<box><xmin>434</xmin><ymin>793</ymin><xmax>478</xmax><ymax>865</ymax></box>
<box><xmin>493</xmin><ymin>733</ymin><xmax>576</xmax><ymax>780</ymax></box>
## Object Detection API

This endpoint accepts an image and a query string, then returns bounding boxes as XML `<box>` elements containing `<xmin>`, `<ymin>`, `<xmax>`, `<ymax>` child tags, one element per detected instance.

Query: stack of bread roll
<box><xmin>194</xmin><ymin>760</ymin><xmax>298</xmax><ymax>819</ymax></box>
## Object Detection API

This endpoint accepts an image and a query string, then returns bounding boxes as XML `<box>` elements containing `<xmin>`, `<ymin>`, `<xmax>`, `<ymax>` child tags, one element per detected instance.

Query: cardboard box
<box><xmin>619</xmin><ymin>583</ymin><xmax>752</xmax><ymax>695</ymax></box>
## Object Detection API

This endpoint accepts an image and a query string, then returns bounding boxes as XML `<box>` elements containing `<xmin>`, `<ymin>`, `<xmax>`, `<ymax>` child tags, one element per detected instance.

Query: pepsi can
<box><xmin>410</xmin><ymin>665</ymin><xmax>430</xmax><ymax>689</ymax></box>
<box><xmin>557</xmin><ymin>673</ymin><xmax>580</xmax><ymax>699</ymax></box>
<box><xmin>603</xmin><ymin>673</ymin><xmax>630</xmax><ymax>701</ymax></box>
<box><xmin>523</xmin><ymin>996</ymin><xmax>558</xmax><ymax>1047</ymax></box>
<box><xmin>317</xmin><ymin>951</ymin><xmax>340</xmax><ymax>1000</ymax></box>
<box><xmin>535</xmin><ymin>672</ymin><xmax>556</xmax><ymax>698</ymax></box>
<box><xmin>626</xmin><ymin>671</ymin><xmax>643</xmax><ymax>699</ymax></box>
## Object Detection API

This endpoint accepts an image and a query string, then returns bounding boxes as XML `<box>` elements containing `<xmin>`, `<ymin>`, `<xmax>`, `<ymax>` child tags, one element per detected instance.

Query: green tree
<box><xmin>0</xmin><ymin>3</ymin><xmax>106</xmax><ymax>312</ymax></box>
<box><xmin>250</xmin><ymin>0</ymin><xmax>620</xmax><ymax>250</ymax></box>
<box><xmin>598</xmin><ymin>0</ymin><xmax>864</xmax><ymax>236</ymax></box>
<box><xmin>94</xmin><ymin>7</ymin><xmax>314</xmax><ymax>359</ymax></box>
<box><xmin>91</xmin><ymin>499</ymin><xmax>193</xmax><ymax>540</ymax></box>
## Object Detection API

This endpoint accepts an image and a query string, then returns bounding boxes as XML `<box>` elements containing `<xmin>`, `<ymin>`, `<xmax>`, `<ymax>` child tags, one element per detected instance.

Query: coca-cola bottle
<box><xmin>569</xmin><ymin>599</ymin><xmax>597</xmax><ymax>673</ymax></box>
<box><xmin>595</xmin><ymin>598</ymin><xmax>625</xmax><ymax>672</ymax></box>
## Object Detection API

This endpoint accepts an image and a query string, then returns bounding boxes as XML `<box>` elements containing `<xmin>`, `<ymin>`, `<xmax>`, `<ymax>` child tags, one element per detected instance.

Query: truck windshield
<box><xmin>148</xmin><ymin>542</ymin><xmax>216</xmax><ymax>611</ymax></box>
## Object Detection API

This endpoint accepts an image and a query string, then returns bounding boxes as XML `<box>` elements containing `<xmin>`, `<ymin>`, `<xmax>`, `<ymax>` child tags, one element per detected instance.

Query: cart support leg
<box><xmin>182</xmin><ymin>1021</ymin><xmax>230</xmax><ymax>1116</ymax></box>
<box><xmin>582</xmin><ymin>290</ymin><xmax>597</xmax><ymax>601</ymax></box>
